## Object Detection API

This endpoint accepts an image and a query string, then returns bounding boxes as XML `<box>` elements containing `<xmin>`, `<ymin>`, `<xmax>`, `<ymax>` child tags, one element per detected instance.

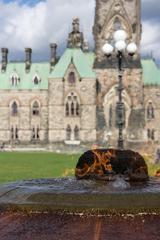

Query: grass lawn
<box><xmin>0</xmin><ymin>152</ymin><xmax>159</xmax><ymax>184</ymax></box>
<box><xmin>0</xmin><ymin>152</ymin><xmax>80</xmax><ymax>184</ymax></box>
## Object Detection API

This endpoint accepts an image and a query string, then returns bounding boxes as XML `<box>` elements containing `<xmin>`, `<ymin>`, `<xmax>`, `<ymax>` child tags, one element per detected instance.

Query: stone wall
<box><xmin>95</xmin><ymin>67</ymin><xmax>145</xmax><ymax>147</ymax></box>
<box><xmin>93</xmin><ymin>0</ymin><xmax>141</xmax><ymax>67</ymax></box>
<box><xmin>144</xmin><ymin>85</ymin><xmax>160</xmax><ymax>143</ymax></box>
<box><xmin>48</xmin><ymin>64</ymin><xmax>97</xmax><ymax>144</ymax></box>
<box><xmin>0</xmin><ymin>90</ymin><xmax>48</xmax><ymax>144</ymax></box>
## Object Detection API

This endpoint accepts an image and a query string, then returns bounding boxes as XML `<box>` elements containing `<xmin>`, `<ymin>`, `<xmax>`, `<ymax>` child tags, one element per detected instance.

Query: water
<box><xmin>6</xmin><ymin>176</ymin><xmax>160</xmax><ymax>194</ymax></box>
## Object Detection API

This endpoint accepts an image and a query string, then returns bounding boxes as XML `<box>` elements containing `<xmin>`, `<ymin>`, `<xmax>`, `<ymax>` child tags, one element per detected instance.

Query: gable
<box><xmin>50</xmin><ymin>48</ymin><xmax>96</xmax><ymax>79</ymax></box>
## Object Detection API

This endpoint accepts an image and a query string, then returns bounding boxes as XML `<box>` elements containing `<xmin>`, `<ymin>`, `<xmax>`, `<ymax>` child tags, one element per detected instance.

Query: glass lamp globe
<box><xmin>115</xmin><ymin>40</ymin><xmax>126</xmax><ymax>51</ymax></box>
<box><xmin>113</xmin><ymin>30</ymin><xmax>127</xmax><ymax>42</ymax></box>
<box><xmin>102</xmin><ymin>43</ymin><xmax>113</xmax><ymax>55</ymax></box>
<box><xmin>127</xmin><ymin>42</ymin><xmax>137</xmax><ymax>55</ymax></box>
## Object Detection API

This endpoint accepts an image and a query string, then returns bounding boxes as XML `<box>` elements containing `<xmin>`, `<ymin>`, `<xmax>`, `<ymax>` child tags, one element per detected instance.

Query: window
<box><xmin>147</xmin><ymin>102</ymin><xmax>155</xmax><ymax>120</ymax></box>
<box><xmin>32</xmin><ymin>101</ymin><xmax>40</xmax><ymax>116</ymax></box>
<box><xmin>147</xmin><ymin>129</ymin><xmax>155</xmax><ymax>140</ymax></box>
<box><xmin>11</xmin><ymin>101</ymin><xmax>18</xmax><ymax>116</ymax></box>
<box><xmin>65</xmin><ymin>93</ymin><xmax>80</xmax><ymax>117</ymax></box>
<box><xmin>74</xmin><ymin>126</ymin><xmax>79</xmax><ymax>140</ymax></box>
<box><xmin>66</xmin><ymin>102</ymin><xmax>69</xmax><ymax>116</ymax></box>
<box><xmin>68</xmin><ymin>72</ymin><xmax>75</xmax><ymax>84</ymax></box>
<box><xmin>32</xmin><ymin>126</ymin><xmax>40</xmax><ymax>140</ymax></box>
<box><xmin>66</xmin><ymin>125</ymin><xmax>71</xmax><ymax>140</ymax></box>
<box><xmin>10</xmin><ymin>73</ymin><xmax>20</xmax><ymax>86</ymax></box>
<box><xmin>113</xmin><ymin>17</ymin><xmax>122</xmax><ymax>31</ymax></box>
<box><xmin>109</xmin><ymin>105</ymin><xmax>113</xmax><ymax>128</ymax></box>
<box><xmin>11</xmin><ymin>126</ymin><xmax>18</xmax><ymax>140</ymax></box>
<box><xmin>33</xmin><ymin>74</ymin><xmax>41</xmax><ymax>85</ymax></box>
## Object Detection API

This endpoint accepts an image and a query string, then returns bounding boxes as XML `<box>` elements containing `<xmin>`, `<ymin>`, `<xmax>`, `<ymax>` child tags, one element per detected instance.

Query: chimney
<box><xmin>25</xmin><ymin>48</ymin><xmax>32</xmax><ymax>71</ymax></box>
<box><xmin>50</xmin><ymin>43</ymin><xmax>57</xmax><ymax>67</ymax></box>
<box><xmin>1</xmin><ymin>48</ymin><xmax>8</xmax><ymax>71</ymax></box>
<box><xmin>83</xmin><ymin>39</ymin><xmax>89</xmax><ymax>53</ymax></box>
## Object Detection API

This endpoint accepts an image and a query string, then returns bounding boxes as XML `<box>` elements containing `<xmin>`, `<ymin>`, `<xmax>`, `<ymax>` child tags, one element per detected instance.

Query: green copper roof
<box><xmin>142</xmin><ymin>59</ymin><xmax>160</xmax><ymax>85</ymax></box>
<box><xmin>0</xmin><ymin>63</ymin><xmax>49</xmax><ymax>90</ymax></box>
<box><xmin>0</xmin><ymin>50</ymin><xmax>159</xmax><ymax>90</ymax></box>
<box><xmin>50</xmin><ymin>48</ymin><xmax>96</xmax><ymax>79</ymax></box>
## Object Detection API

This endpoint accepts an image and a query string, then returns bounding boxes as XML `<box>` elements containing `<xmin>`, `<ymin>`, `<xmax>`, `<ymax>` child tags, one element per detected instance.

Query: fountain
<box><xmin>0</xmin><ymin>149</ymin><xmax>160</xmax><ymax>239</ymax></box>
<box><xmin>75</xmin><ymin>149</ymin><xmax>149</xmax><ymax>181</ymax></box>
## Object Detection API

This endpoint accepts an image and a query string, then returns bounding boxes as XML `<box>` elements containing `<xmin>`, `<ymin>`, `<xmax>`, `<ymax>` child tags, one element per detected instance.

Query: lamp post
<box><xmin>102</xmin><ymin>30</ymin><xmax>137</xmax><ymax>149</ymax></box>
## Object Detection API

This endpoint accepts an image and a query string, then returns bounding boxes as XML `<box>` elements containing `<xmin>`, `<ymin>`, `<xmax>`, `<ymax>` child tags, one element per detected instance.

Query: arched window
<box><xmin>32</xmin><ymin>101</ymin><xmax>40</xmax><ymax>116</ymax></box>
<box><xmin>66</xmin><ymin>125</ymin><xmax>71</xmax><ymax>140</ymax></box>
<box><xmin>10</xmin><ymin>73</ymin><xmax>20</xmax><ymax>86</ymax></box>
<box><xmin>68</xmin><ymin>72</ymin><xmax>75</xmax><ymax>84</ymax></box>
<box><xmin>76</xmin><ymin>102</ymin><xmax>80</xmax><ymax>116</ymax></box>
<box><xmin>74</xmin><ymin>126</ymin><xmax>79</xmax><ymax>140</ymax></box>
<box><xmin>65</xmin><ymin>93</ymin><xmax>80</xmax><ymax>117</ymax></box>
<box><xmin>11</xmin><ymin>101</ymin><xmax>18</xmax><ymax>116</ymax></box>
<box><xmin>66</xmin><ymin>102</ymin><xmax>69</xmax><ymax>116</ymax></box>
<box><xmin>147</xmin><ymin>102</ymin><xmax>155</xmax><ymax>120</ymax></box>
<box><xmin>113</xmin><ymin>17</ymin><xmax>122</xmax><ymax>31</ymax></box>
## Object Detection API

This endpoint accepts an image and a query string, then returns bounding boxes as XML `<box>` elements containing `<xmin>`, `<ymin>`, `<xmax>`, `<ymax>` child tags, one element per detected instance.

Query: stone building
<box><xmin>0</xmin><ymin>0</ymin><xmax>160</xmax><ymax>153</ymax></box>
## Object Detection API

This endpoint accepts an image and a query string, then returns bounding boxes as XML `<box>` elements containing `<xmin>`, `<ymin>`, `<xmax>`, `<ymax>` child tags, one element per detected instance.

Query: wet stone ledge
<box><xmin>0</xmin><ymin>177</ymin><xmax>160</xmax><ymax>214</ymax></box>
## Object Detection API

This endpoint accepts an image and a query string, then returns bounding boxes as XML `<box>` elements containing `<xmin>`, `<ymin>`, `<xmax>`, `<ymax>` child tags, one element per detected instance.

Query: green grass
<box><xmin>144</xmin><ymin>155</ymin><xmax>160</xmax><ymax>177</ymax></box>
<box><xmin>0</xmin><ymin>152</ymin><xmax>80</xmax><ymax>184</ymax></box>
<box><xmin>0</xmin><ymin>152</ymin><xmax>159</xmax><ymax>184</ymax></box>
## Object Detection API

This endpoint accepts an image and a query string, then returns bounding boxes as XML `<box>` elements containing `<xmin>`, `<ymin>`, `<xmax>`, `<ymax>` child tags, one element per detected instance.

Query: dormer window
<box><xmin>33</xmin><ymin>74</ymin><xmax>41</xmax><ymax>85</ymax></box>
<box><xmin>10</xmin><ymin>73</ymin><xmax>20</xmax><ymax>86</ymax></box>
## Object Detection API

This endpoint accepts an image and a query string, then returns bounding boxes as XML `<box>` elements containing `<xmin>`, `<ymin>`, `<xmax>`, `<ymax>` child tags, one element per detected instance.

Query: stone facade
<box><xmin>0</xmin><ymin>0</ymin><xmax>160</xmax><ymax>154</ymax></box>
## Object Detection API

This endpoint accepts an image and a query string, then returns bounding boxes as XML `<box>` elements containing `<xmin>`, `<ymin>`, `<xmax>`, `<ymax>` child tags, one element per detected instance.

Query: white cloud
<box><xmin>0</xmin><ymin>0</ymin><xmax>95</xmax><ymax>59</ymax></box>
<box><xmin>141</xmin><ymin>20</ymin><xmax>160</xmax><ymax>59</ymax></box>
<box><xmin>0</xmin><ymin>0</ymin><xmax>159</xmax><ymax>61</ymax></box>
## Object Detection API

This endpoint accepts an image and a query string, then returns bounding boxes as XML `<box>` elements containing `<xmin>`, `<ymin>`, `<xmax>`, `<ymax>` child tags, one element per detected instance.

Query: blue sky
<box><xmin>2</xmin><ymin>0</ymin><xmax>44</xmax><ymax>6</ymax></box>
<box><xmin>0</xmin><ymin>0</ymin><xmax>159</xmax><ymax>63</ymax></box>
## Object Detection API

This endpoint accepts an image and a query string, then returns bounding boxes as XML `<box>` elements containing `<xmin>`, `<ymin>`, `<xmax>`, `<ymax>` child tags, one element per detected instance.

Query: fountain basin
<box><xmin>0</xmin><ymin>178</ymin><xmax>160</xmax><ymax>240</ymax></box>
<box><xmin>0</xmin><ymin>177</ymin><xmax>160</xmax><ymax>214</ymax></box>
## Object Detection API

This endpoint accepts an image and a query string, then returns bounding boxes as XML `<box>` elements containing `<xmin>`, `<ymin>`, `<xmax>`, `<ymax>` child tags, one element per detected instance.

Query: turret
<box><xmin>67</xmin><ymin>18</ymin><xmax>84</xmax><ymax>49</ymax></box>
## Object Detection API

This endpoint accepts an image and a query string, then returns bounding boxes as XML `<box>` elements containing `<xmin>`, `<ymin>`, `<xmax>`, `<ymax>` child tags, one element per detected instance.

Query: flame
<box><xmin>92</xmin><ymin>149</ymin><xmax>114</xmax><ymax>172</ymax></box>
<box><xmin>76</xmin><ymin>149</ymin><xmax>115</xmax><ymax>179</ymax></box>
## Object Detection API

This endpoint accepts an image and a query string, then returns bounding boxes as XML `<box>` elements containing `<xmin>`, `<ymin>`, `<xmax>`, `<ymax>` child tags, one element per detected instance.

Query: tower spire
<box><xmin>67</xmin><ymin>18</ymin><xmax>84</xmax><ymax>49</ymax></box>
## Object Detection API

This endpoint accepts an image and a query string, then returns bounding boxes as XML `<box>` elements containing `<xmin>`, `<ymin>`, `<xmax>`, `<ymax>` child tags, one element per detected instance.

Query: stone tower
<box><xmin>93</xmin><ymin>0</ymin><xmax>141</xmax><ymax>68</ymax></box>
<box><xmin>93</xmin><ymin>0</ymin><xmax>145</xmax><ymax>148</ymax></box>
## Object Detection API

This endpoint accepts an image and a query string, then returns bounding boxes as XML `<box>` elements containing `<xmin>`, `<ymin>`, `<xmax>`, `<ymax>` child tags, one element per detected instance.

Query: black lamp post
<box><xmin>116</xmin><ymin>51</ymin><xmax>125</xmax><ymax>149</ymax></box>
<box><xmin>102</xmin><ymin>30</ymin><xmax>137</xmax><ymax>150</ymax></box>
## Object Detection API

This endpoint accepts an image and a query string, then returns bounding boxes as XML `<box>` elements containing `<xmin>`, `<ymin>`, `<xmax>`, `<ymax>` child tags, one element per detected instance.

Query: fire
<box><xmin>75</xmin><ymin>148</ymin><xmax>149</xmax><ymax>181</ymax></box>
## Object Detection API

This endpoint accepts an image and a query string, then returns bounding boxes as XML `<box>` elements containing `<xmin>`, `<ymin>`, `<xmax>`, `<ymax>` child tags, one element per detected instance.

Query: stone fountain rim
<box><xmin>0</xmin><ymin>177</ymin><xmax>160</xmax><ymax>214</ymax></box>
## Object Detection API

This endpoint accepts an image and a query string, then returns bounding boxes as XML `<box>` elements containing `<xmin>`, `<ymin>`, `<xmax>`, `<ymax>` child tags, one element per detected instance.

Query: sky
<box><xmin>0</xmin><ymin>0</ymin><xmax>159</xmax><ymax>63</ymax></box>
